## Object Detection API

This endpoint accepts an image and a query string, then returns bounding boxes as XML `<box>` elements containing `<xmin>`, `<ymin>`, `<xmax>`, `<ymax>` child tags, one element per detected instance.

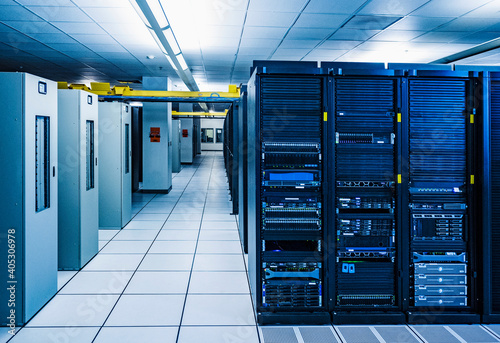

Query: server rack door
<box><xmin>406</xmin><ymin>77</ymin><xmax>478</xmax><ymax>323</ymax></box>
<box><xmin>254</xmin><ymin>73</ymin><xmax>329</xmax><ymax>324</ymax></box>
<box><xmin>80</xmin><ymin>91</ymin><xmax>99</xmax><ymax>266</ymax></box>
<box><xmin>332</xmin><ymin>77</ymin><xmax>402</xmax><ymax>323</ymax></box>
<box><xmin>485</xmin><ymin>73</ymin><xmax>500</xmax><ymax>321</ymax></box>
<box><xmin>122</xmin><ymin>104</ymin><xmax>132</xmax><ymax>227</ymax></box>
<box><xmin>24</xmin><ymin>73</ymin><xmax>58</xmax><ymax>322</ymax></box>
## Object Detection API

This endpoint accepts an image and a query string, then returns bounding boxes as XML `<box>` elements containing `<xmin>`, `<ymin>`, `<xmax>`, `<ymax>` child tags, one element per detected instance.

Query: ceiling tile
<box><xmin>71</xmin><ymin>34</ymin><xmax>117</xmax><ymax>45</ymax></box>
<box><xmin>319</xmin><ymin>40</ymin><xmax>362</xmax><ymax>50</ymax></box>
<box><xmin>202</xmin><ymin>10</ymin><xmax>246</xmax><ymax>26</ymax></box>
<box><xmin>245</xmin><ymin>11</ymin><xmax>297</xmax><ymax>27</ymax></box>
<box><xmin>51</xmin><ymin>22</ymin><xmax>107</xmax><ymax>34</ymax></box>
<box><xmin>2</xmin><ymin>21</ymin><xmax>61</xmax><ymax>34</ymax></box>
<box><xmin>370</xmin><ymin>29</ymin><xmax>424</xmax><ymax>42</ymax></box>
<box><xmin>96</xmin><ymin>52</ymin><xmax>135</xmax><ymax>61</ymax></box>
<box><xmin>242</xmin><ymin>26</ymin><xmax>287</xmax><ymax>39</ymax></box>
<box><xmin>27</xmin><ymin>33</ymin><xmax>76</xmax><ymax>44</ymax></box>
<box><xmin>304</xmin><ymin>0</ymin><xmax>366</xmax><ymax>14</ymax></box>
<box><xmin>27</xmin><ymin>6</ymin><xmax>92</xmax><ymax>22</ymax></box>
<box><xmin>0</xmin><ymin>0</ymin><xmax>18</xmax><ymax>5</ymax></box>
<box><xmin>280</xmin><ymin>39</ymin><xmax>322</xmax><ymax>49</ymax></box>
<box><xmin>343</xmin><ymin>15</ymin><xmax>403</xmax><ymax>30</ymax></box>
<box><xmin>199</xmin><ymin>25</ymin><xmax>243</xmax><ymax>39</ymax></box>
<box><xmin>464</xmin><ymin>1</ymin><xmax>500</xmax><ymax>18</ymax></box>
<box><xmin>200</xmin><ymin>37</ymin><xmax>240</xmax><ymax>48</ymax></box>
<box><xmin>295</xmin><ymin>13</ymin><xmax>349</xmax><ymax>28</ymax></box>
<box><xmin>356</xmin><ymin>41</ymin><xmax>404</xmax><ymax>51</ymax></box>
<box><xmin>0</xmin><ymin>22</ymin><xmax>17</xmax><ymax>32</ymax></box>
<box><xmin>238</xmin><ymin>46</ymin><xmax>275</xmax><ymax>55</ymax></box>
<box><xmin>239</xmin><ymin>38</ymin><xmax>281</xmax><ymax>48</ymax></box>
<box><xmin>84</xmin><ymin>44</ymin><xmax>128</xmax><ymax>53</ymax></box>
<box><xmin>45</xmin><ymin>43</ymin><xmax>91</xmax><ymax>52</ymax></box>
<box><xmin>248</xmin><ymin>0</ymin><xmax>307</xmax><ymax>12</ymax></box>
<box><xmin>71</xmin><ymin>0</ymin><xmax>130</xmax><ymax>7</ymax></box>
<box><xmin>411</xmin><ymin>0</ymin><xmax>491</xmax><ymax>17</ymax></box>
<box><xmin>82</xmin><ymin>7</ymin><xmax>141</xmax><ymax>23</ymax></box>
<box><xmin>12</xmin><ymin>41</ymin><xmax>54</xmax><ymax>51</ymax></box>
<box><xmin>359</xmin><ymin>0</ymin><xmax>429</xmax><ymax>15</ymax></box>
<box><xmin>0</xmin><ymin>32</ymin><xmax>37</xmax><ymax>43</ymax></box>
<box><xmin>304</xmin><ymin>49</ymin><xmax>348</xmax><ymax>60</ymax></box>
<box><xmin>0</xmin><ymin>5</ymin><xmax>44</xmax><ymax>21</ymax></box>
<box><xmin>17</xmin><ymin>0</ymin><xmax>74</xmax><ymax>6</ymax></box>
<box><xmin>286</xmin><ymin>27</ymin><xmax>333</xmax><ymax>40</ymax></box>
<box><xmin>98</xmin><ymin>22</ymin><xmax>148</xmax><ymax>35</ymax></box>
<box><xmin>454</xmin><ymin>31</ymin><xmax>500</xmax><ymax>44</ymax></box>
<box><xmin>411</xmin><ymin>31</ymin><xmax>473</xmax><ymax>43</ymax></box>
<box><xmin>329</xmin><ymin>28</ymin><xmax>380</xmax><ymax>40</ymax></box>
<box><xmin>435</xmin><ymin>17</ymin><xmax>500</xmax><ymax>32</ymax></box>
<box><xmin>389</xmin><ymin>16</ymin><xmax>453</xmax><ymax>31</ymax></box>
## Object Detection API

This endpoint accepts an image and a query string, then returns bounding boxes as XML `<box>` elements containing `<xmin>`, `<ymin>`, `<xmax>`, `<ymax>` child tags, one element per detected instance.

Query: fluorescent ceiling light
<box><xmin>130</xmin><ymin>0</ymin><xmax>200</xmax><ymax>93</ymax></box>
<box><xmin>177</xmin><ymin>53</ymin><xmax>188</xmax><ymax>71</ymax></box>
<box><xmin>145</xmin><ymin>0</ymin><xmax>169</xmax><ymax>28</ymax></box>
<box><xmin>164</xmin><ymin>27</ymin><xmax>181</xmax><ymax>55</ymax></box>
<box><xmin>165</xmin><ymin>54</ymin><xmax>177</xmax><ymax>70</ymax></box>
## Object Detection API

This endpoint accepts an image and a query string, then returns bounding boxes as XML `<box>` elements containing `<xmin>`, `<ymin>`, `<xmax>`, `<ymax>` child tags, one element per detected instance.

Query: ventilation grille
<box><xmin>260</xmin><ymin>77</ymin><xmax>322</xmax><ymax>142</ymax></box>
<box><xmin>491</xmin><ymin>79</ymin><xmax>500</xmax><ymax>312</ymax></box>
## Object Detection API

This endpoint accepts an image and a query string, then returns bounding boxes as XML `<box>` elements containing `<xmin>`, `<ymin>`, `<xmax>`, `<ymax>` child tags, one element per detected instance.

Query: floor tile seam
<box><xmin>176</xmin><ymin>153</ymin><xmax>216</xmax><ymax>342</ymax></box>
<box><xmin>90</xmin><ymin>154</ymin><xmax>209</xmax><ymax>342</ymax></box>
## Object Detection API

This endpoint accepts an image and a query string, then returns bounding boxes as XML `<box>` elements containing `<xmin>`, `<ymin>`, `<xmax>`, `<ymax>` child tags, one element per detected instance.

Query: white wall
<box><xmin>201</xmin><ymin>118</ymin><xmax>224</xmax><ymax>151</ymax></box>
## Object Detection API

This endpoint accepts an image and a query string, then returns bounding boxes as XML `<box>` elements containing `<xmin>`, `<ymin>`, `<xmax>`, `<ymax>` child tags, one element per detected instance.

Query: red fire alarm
<box><xmin>182</xmin><ymin>129</ymin><xmax>189</xmax><ymax>137</ymax></box>
<box><xmin>149</xmin><ymin>127</ymin><xmax>160</xmax><ymax>142</ymax></box>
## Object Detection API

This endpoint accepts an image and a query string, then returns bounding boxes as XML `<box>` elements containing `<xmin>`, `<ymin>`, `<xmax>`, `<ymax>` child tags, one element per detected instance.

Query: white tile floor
<box><xmin>4</xmin><ymin>151</ymin><xmax>500</xmax><ymax>343</ymax></box>
<box><xmin>4</xmin><ymin>152</ymin><xmax>259</xmax><ymax>343</ymax></box>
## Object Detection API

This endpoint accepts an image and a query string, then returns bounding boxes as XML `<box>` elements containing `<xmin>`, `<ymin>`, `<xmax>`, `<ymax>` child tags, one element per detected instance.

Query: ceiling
<box><xmin>0</xmin><ymin>0</ymin><xmax>500</xmax><ymax>91</ymax></box>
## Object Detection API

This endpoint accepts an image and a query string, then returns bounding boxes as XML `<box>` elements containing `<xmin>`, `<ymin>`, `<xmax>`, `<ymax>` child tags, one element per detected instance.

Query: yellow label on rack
<box><xmin>470</xmin><ymin>114</ymin><xmax>475</xmax><ymax>124</ymax></box>
<box><xmin>398</xmin><ymin>174</ymin><xmax>402</xmax><ymax>183</ymax></box>
<box><xmin>471</xmin><ymin>175</ymin><xmax>475</xmax><ymax>185</ymax></box>
<box><xmin>324</xmin><ymin>112</ymin><xmax>328</xmax><ymax>122</ymax></box>
<box><xmin>397</xmin><ymin>113</ymin><xmax>402</xmax><ymax>123</ymax></box>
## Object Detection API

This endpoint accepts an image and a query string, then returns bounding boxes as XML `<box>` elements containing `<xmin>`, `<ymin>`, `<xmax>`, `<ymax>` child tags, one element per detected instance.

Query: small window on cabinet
<box><xmin>35</xmin><ymin>116</ymin><xmax>50</xmax><ymax>212</ymax></box>
<box><xmin>216</xmin><ymin>128</ymin><xmax>223</xmax><ymax>143</ymax></box>
<box><xmin>86</xmin><ymin>120</ymin><xmax>95</xmax><ymax>190</ymax></box>
<box><xmin>124</xmin><ymin>124</ymin><xmax>130</xmax><ymax>174</ymax></box>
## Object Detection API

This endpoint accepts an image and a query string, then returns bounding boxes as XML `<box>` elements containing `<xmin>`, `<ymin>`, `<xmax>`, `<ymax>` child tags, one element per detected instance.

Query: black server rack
<box><xmin>238</xmin><ymin>86</ymin><xmax>249</xmax><ymax>253</ymax></box>
<box><xmin>223</xmin><ymin>104</ymin><xmax>239</xmax><ymax>215</ymax></box>
<box><xmin>330</xmin><ymin>74</ymin><xmax>404</xmax><ymax>323</ymax></box>
<box><xmin>481</xmin><ymin>70</ymin><xmax>500</xmax><ymax>322</ymax></box>
<box><xmin>247</xmin><ymin>62</ymin><xmax>331</xmax><ymax>324</ymax></box>
<box><xmin>402</xmin><ymin>71</ymin><xmax>479</xmax><ymax>323</ymax></box>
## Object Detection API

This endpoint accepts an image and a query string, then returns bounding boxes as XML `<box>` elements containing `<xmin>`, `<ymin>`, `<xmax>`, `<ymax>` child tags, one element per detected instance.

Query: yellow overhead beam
<box><xmin>56</xmin><ymin>82</ymin><xmax>241</xmax><ymax>99</ymax></box>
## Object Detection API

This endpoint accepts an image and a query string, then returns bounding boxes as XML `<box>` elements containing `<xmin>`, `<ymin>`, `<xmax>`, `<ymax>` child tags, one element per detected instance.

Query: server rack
<box><xmin>0</xmin><ymin>72</ymin><xmax>58</xmax><ymax>326</ymax></box>
<box><xmin>247</xmin><ymin>62</ymin><xmax>331</xmax><ymax>324</ymax></box>
<box><xmin>480</xmin><ymin>70</ymin><xmax>500</xmax><ymax>322</ymax></box>
<box><xmin>397</xmin><ymin>67</ymin><xmax>479</xmax><ymax>323</ymax></box>
<box><xmin>325</xmin><ymin>64</ymin><xmax>405</xmax><ymax>324</ymax></box>
<box><xmin>223</xmin><ymin>103</ymin><xmax>239</xmax><ymax>215</ymax></box>
<box><xmin>57</xmin><ymin>89</ymin><xmax>99</xmax><ymax>270</ymax></box>
<box><xmin>238</xmin><ymin>86</ymin><xmax>249</xmax><ymax>253</ymax></box>
<box><xmin>98</xmin><ymin>101</ymin><xmax>132</xmax><ymax>230</ymax></box>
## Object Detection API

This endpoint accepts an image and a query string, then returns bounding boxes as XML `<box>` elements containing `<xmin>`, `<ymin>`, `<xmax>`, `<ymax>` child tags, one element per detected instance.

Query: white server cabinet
<box><xmin>58</xmin><ymin>89</ymin><xmax>99</xmax><ymax>270</ymax></box>
<box><xmin>0</xmin><ymin>72</ymin><xmax>58</xmax><ymax>326</ymax></box>
<box><xmin>142</xmin><ymin>77</ymin><xmax>172</xmax><ymax>192</ymax></box>
<box><xmin>180</xmin><ymin>118</ymin><xmax>194</xmax><ymax>163</ymax></box>
<box><xmin>172</xmin><ymin>119</ymin><xmax>181</xmax><ymax>173</ymax></box>
<box><xmin>98</xmin><ymin>102</ymin><xmax>132</xmax><ymax>229</ymax></box>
